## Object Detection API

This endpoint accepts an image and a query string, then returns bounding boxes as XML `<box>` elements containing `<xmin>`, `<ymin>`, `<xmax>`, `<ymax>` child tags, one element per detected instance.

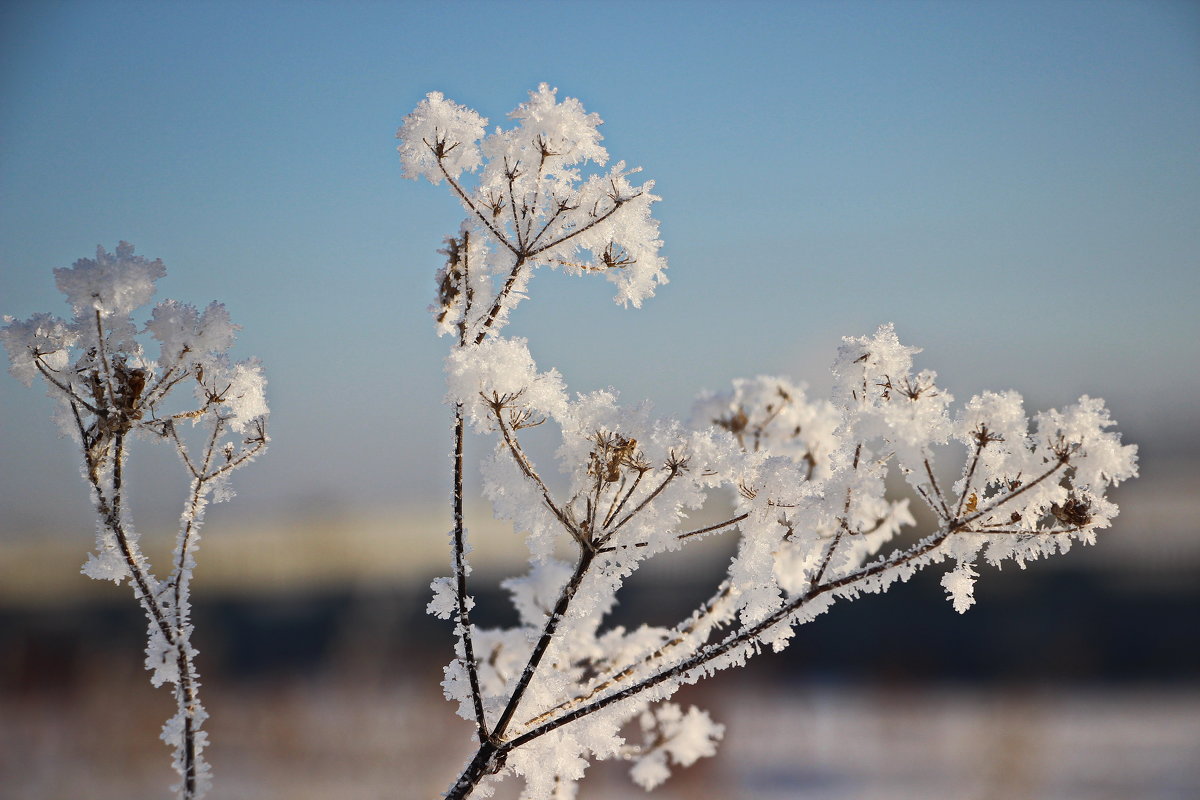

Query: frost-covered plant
<box><xmin>2</xmin><ymin>243</ymin><xmax>269</xmax><ymax>799</ymax></box>
<box><xmin>399</xmin><ymin>87</ymin><xmax>1137</xmax><ymax>800</ymax></box>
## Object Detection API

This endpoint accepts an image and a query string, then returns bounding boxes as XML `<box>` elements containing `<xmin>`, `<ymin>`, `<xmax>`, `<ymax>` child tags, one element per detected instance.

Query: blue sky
<box><xmin>2</xmin><ymin>0</ymin><xmax>1197</xmax><ymax>536</ymax></box>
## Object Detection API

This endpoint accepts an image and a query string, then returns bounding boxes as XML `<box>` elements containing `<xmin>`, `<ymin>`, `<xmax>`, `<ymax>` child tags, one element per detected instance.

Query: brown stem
<box><xmin>444</xmin><ymin>740</ymin><xmax>503</xmax><ymax>800</ymax></box>
<box><xmin>595</xmin><ymin>464</ymin><xmax>682</xmax><ymax>548</ymax></box>
<box><xmin>452</xmin><ymin>405</ymin><xmax>489</xmax><ymax>740</ymax></box>
<box><xmin>523</xmin><ymin>149</ymin><xmax>550</xmax><ymax>244</ymax></box>
<box><xmin>923</xmin><ymin>457</ymin><xmax>953</xmax><ymax>520</ymax></box>
<box><xmin>489</xmin><ymin>549</ymin><xmax>596</xmax><ymax>742</ymax></box>
<box><xmin>601</xmin><ymin>469</ymin><xmax>644</xmax><ymax>531</ymax></box>
<box><xmin>525</xmin><ymin>200</ymin><xmax>569</xmax><ymax>251</ymax></box>
<box><xmin>505</xmin><ymin>525</ymin><xmax>958</xmax><ymax>753</ymax></box>
<box><xmin>94</xmin><ymin>310</ymin><xmax>118</xmax><ymax>406</ymax></box>
<box><xmin>597</xmin><ymin>512</ymin><xmax>748</xmax><ymax>554</ymax></box>
<box><xmin>33</xmin><ymin>357</ymin><xmax>104</xmax><ymax>414</ymax></box>
<box><xmin>91</xmin><ymin>434</ymin><xmax>174</xmax><ymax>645</ymax></box>
<box><xmin>435</xmin><ymin>158</ymin><xmax>520</xmax><ymax>258</ymax></box>
<box><xmin>492</xmin><ymin>402</ymin><xmax>578</xmax><ymax>539</ymax></box>
<box><xmin>472</xmin><ymin>255</ymin><xmax>528</xmax><ymax>344</ymax></box>
<box><xmin>522</xmin><ymin>580</ymin><xmax>737</xmax><ymax>729</ymax></box>
<box><xmin>954</xmin><ymin>438</ymin><xmax>986</xmax><ymax>519</ymax></box>
<box><xmin>506</xmin><ymin>161</ymin><xmax>525</xmax><ymax>252</ymax></box>
<box><xmin>958</xmin><ymin>457</ymin><xmax>1070</xmax><ymax>528</ymax></box>
<box><xmin>529</xmin><ymin>195</ymin><xmax>637</xmax><ymax>257</ymax></box>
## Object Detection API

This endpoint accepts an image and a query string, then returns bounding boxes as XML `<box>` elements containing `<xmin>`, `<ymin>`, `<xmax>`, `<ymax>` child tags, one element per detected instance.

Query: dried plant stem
<box><xmin>491</xmin><ymin>402</ymin><xmax>576</xmax><ymax>535</ymax></box>
<box><xmin>490</xmin><ymin>551</ymin><xmax>596</xmax><ymax>741</ymax></box>
<box><xmin>523</xmin><ymin>580</ymin><xmax>739</xmax><ymax>729</ymax></box>
<box><xmin>442</xmin><ymin>450</ymin><xmax>1077</xmax><ymax>800</ymax></box>
<box><xmin>453</xmin><ymin>405</ymin><xmax>489</xmax><ymax>740</ymax></box>
<box><xmin>511</xmin><ymin>457</ymin><xmax>1075</xmax><ymax>749</ymax></box>
<box><xmin>8</xmin><ymin>243</ymin><xmax>272</xmax><ymax>800</ymax></box>
<box><xmin>80</xmin><ymin>424</ymin><xmax>203</xmax><ymax>798</ymax></box>
<box><xmin>596</xmin><ymin>464</ymin><xmax>682</xmax><ymax>547</ymax></box>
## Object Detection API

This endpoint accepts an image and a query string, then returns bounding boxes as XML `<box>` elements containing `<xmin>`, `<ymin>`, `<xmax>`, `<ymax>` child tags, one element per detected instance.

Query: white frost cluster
<box><xmin>3</xmin><ymin>242</ymin><xmax>270</xmax><ymax>470</ymax></box>
<box><xmin>4</xmin><ymin>243</ymin><xmax>270</xmax><ymax>800</ymax></box>
<box><xmin>407</xmin><ymin>88</ymin><xmax>1136</xmax><ymax>800</ymax></box>
<box><xmin>55</xmin><ymin>241</ymin><xmax>166</xmax><ymax>319</ymax></box>
<box><xmin>630</xmin><ymin>704</ymin><xmax>724</xmax><ymax>790</ymax></box>
<box><xmin>397</xmin><ymin>91</ymin><xmax>488</xmax><ymax>184</ymax></box>
<box><xmin>430</xmin><ymin>326</ymin><xmax>1134</xmax><ymax>798</ymax></box>
<box><xmin>398</xmin><ymin>83</ymin><xmax>668</xmax><ymax>341</ymax></box>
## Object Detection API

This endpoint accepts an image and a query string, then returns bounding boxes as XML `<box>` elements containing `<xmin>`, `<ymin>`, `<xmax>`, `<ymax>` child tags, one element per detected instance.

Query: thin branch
<box><xmin>504</xmin><ymin>525</ymin><xmax>958</xmax><ymax>753</ymax></box>
<box><xmin>916</xmin><ymin>485</ymin><xmax>949</xmax><ymax>521</ymax></box>
<box><xmin>588</xmin><ymin>468</ymin><xmax>609</xmax><ymax>537</ymax></box>
<box><xmin>505</xmin><ymin>160</ymin><xmax>525</xmax><ymax>252</ymax></box>
<box><xmin>923</xmin><ymin>457</ymin><xmax>953</xmax><ymax>520</ymax></box>
<box><xmin>145</xmin><ymin>366</ymin><xmax>193</xmax><ymax>408</ymax></box>
<box><xmin>142</xmin><ymin>356</ymin><xmax>180</xmax><ymax>401</ymax></box>
<box><xmin>167</xmin><ymin>422</ymin><xmax>203</xmax><ymax>480</ymax></box>
<box><xmin>816</xmin><ymin>537</ymin><xmax>846</xmax><ymax>594</ymax></box>
<box><xmin>598</xmin><ymin>471</ymin><xmax>627</xmax><ymax>532</ymax></box>
<box><xmin>199</xmin><ymin>421</ymin><xmax>268</xmax><ymax>481</ymax></box>
<box><xmin>962</xmin><ymin>526</ymin><xmax>1084</xmax><ymax>536</ymax></box>
<box><xmin>954</xmin><ymin>437</ymin><xmax>987</xmax><ymax>519</ymax></box>
<box><xmin>675</xmin><ymin>512</ymin><xmax>748</xmax><ymax>542</ymax></box>
<box><xmin>452</xmin><ymin>406</ymin><xmax>489</xmax><ymax>741</ymax></box>
<box><xmin>458</xmin><ymin>230</ymin><xmax>475</xmax><ymax>344</ymax></box>
<box><xmin>434</xmin><ymin>156</ymin><xmax>520</xmax><ymax>258</ymax></box>
<box><xmin>595</xmin><ymin>462</ymin><xmax>684</xmax><ymax>548</ymax></box>
<box><xmin>489</xmin><ymin>550</ymin><xmax>596</xmax><ymax>742</ymax></box>
<box><xmin>94</xmin><ymin>309</ymin><xmax>118</xmax><ymax>406</ymax></box>
<box><xmin>522</xmin><ymin>580</ymin><xmax>738</xmax><ymax>729</ymax></box>
<box><xmin>472</xmin><ymin>255</ymin><xmax>528</xmax><ymax>344</ymax></box>
<box><xmin>33</xmin><ymin>357</ymin><xmax>103</xmax><ymax>415</ymax></box>
<box><xmin>526</xmin><ymin>198</ymin><xmax>571</xmax><ymax>251</ymax></box>
<box><xmin>453</xmin><ymin>244</ymin><xmax>486</xmax><ymax>738</ymax></box>
<box><xmin>529</xmin><ymin>195</ymin><xmax>639</xmax><ymax>257</ymax></box>
<box><xmin>957</xmin><ymin>457</ymin><xmax>1070</xmax><ymax>529</ymax></box>
<box><xmin>89</xmin><ymin>434</ymin><xmax>174</xmax><ymax>647</ymax></box>
<box><xmin>601</xmin><ymin>469</ymin><xmax>645</xmax><ymax>531</ymax></box>
<box><xmin>490</xmin><ymin>398</ymin><xmax>578</xmax><ymax>538</ymax></box>
<box><xmin>175</xmin><ymin>651</ymin><xmax>200</xmax><ymax>798</ymax></box>
<box><xmin>171</xmin><ymin>417</ymin><xmax>223</xmax><ymax>618</ymax></box>
<box><xmin>596</xmin><ymin>512</ymin><xmax>748</xmax><ymax>554</ymax></box>
<box><xmin>169</xmin><ymin>458</ymin><xmax>206</xmax><ymax>800</ymax></box>
<box><xmin>524</xmin><ymin>147</ymin><xmax>551</xmax><ymax>244</ymax></box>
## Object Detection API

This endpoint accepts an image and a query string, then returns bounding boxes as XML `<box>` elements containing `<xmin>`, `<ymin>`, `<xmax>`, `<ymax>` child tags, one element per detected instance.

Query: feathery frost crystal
<box><xmin>3</xmin><ymin>243</ymin><xmax>269</xmax><ymax>799</ymax></box>
<box><xmin>399</xmin><ymin>87</ymin><xmax>1137</xmax><ymax>800</ymax></box>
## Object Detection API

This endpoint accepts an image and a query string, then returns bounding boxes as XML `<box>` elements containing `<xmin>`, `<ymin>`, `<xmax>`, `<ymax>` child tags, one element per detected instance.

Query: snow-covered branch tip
<box><xmin>2</xmin><ymin>242</ymin><xmax>269</xmax><ymax>800</ymax></box>
<box><xmin>399</xmin><ymin>83</ymin><xmax>668</xmax><ymax>343</ymax></box>
<box><xmin>403</xmin><ymin>89</ymin><xmax>1137</xmax><ymax>800</ymax></box>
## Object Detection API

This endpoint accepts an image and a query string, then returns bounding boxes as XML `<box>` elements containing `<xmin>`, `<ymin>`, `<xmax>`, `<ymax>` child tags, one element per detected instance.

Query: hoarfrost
<box><xmin>401</xmin><ymin>88</ymin><xmax>1137</xmax><ymax>800</ymax></box>
<box><xmin>630</xmin><ymin>704</ymin><xmax>724</xmax><ymax>790</ymax></box>
<box><xmin>4</xmin><ymin>243</ymin><xmax>268</xmax><ymax>800</ymax></box>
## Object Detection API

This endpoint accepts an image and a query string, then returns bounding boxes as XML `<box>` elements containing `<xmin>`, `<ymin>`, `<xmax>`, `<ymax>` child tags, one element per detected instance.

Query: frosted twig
<box><xmin>4</xmin><ymin>243</ymin><xmax>268</xmax><ymax>799</ymax></box>
<box><xmin>395</xmin><ymin>88</ymin><xmax>1135</xmax><ymax>800</ymax></box>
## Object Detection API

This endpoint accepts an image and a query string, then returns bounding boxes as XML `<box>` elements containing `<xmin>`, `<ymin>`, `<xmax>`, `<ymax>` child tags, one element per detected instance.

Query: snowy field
<box><xmin>3</xmin><ymin>671</ymin><xmax>1197</xmax><ymax>800</ymax></box>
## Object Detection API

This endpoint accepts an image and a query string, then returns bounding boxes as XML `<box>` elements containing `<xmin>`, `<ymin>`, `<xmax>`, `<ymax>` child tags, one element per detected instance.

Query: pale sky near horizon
<box><xmin>2</xmin><ymin>0</ymin><xmax>1198</xmax><ymax>538</ymax></box>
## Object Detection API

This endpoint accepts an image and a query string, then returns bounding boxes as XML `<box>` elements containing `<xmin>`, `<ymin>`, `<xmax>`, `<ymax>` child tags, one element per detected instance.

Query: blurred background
<box><xmin>1</xmin><ymin>1</ymin><xmax>1197</xmax><ymax>797</ymax></box>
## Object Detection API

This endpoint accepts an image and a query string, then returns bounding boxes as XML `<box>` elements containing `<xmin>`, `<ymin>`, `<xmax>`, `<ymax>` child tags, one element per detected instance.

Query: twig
<box><xmin>452</xmin><ymin>406</ymin><xmax>489</xmax><ymax>741</ymax></box>
<box><xmin>490</xmin><ymin>398</ymin><xmax>578</xmax><ymax>539</ymax></box>
<box><xmin>489</xmin><ymin>550</ymin><xmax>596</xmax><ymax>741</ymax></box>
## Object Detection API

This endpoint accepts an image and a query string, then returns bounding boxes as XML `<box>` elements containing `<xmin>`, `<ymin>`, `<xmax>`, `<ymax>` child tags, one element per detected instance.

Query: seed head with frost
<box><xmin>404</xmin><ymin>88</ymin><xmax>1137</xmax><ymax>800</ymax></box>
<box><xmin>3</xmin><ymin>243</ymin><xmax>269</xmax><ymax>799</ymax></box>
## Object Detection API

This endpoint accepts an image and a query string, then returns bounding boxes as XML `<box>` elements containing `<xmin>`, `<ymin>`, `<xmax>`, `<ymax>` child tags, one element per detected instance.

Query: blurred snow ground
<box><xmin>2</xmin><ymin>671</ymin><xmax>1197</xmax><ymax>800</ymax></box>
<box><xmin>0</xmin><ymin>460</ymin><xmax>1196</xmax><ymax>797</ymax></box>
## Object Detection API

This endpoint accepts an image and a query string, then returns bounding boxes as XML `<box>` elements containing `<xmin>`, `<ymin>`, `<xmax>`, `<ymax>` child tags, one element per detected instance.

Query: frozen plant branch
<box><xmin>399</xmin><ymin>88</ymin><xmax>1137</xmax><ymax>800</ymax></box>
<box><xmin>2</xmin><ymin>243</ymin><xmax>269</xmax><ymax>799</ymax></box>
